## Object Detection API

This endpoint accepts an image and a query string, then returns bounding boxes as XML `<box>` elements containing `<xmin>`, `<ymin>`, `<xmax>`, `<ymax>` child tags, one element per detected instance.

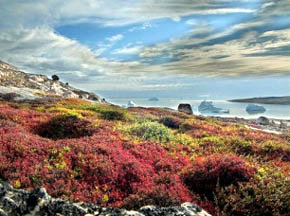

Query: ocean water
<box><xmin>105</xmin><ymin>97</ymin><xmax>290</xmax><ymax>120</ymax></box>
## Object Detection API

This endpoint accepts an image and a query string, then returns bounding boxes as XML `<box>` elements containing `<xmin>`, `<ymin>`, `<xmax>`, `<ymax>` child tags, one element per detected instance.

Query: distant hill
<box><xmin>229</xmin><ymin>96</ymin><xmax>290</xmax><ymax>105</ymax></box>
<box><xmin>0</xmin><ymin>60</ymin><xmax>105</xmax><ymax>103</ymax></box>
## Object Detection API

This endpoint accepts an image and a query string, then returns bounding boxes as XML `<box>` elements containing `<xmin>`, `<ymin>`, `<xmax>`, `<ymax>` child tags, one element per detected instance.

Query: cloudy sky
<box><xmin>0</xmin><ymin>0</ymin><xmax>290</xmax><ymax>99</ymax></box>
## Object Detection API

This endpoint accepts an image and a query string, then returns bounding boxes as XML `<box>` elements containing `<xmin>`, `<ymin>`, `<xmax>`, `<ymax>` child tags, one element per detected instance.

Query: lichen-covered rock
<box><xmin>0</xmin><ymin>183</ymin><xmax>211</xmax><ymax>216</ymax></box>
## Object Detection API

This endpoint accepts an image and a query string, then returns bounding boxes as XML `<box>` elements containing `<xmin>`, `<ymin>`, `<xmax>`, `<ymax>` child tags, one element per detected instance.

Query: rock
<box><xmin>0</xmin><ymin>93</ymin><xmax>21</xmax><ymax>102</ymax></box>
<box><xmin>257</xmin><ymin>116</ymin><xmax>270</xmax><ymax>126</ymax></box>
<box><xmin>0</xmin><ymin>183</ymin><xmax>211</xmax><ymax>216</ymax></box>
<box><xmin>280</xmin><ymin>120</ymin><xmax>287</xmax><ymax>129</ymax></box>
<box><xmin>178</xmin><ymin>104</ymin><xmax>193</xmax><ymax>115</ymax></box>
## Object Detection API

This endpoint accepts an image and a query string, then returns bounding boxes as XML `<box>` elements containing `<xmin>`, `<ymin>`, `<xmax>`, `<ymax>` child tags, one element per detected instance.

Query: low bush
<box><xmin>100</xmin><ymin>109</ymin><xmax>131</xmax><ymax>121</ymax></box>
<box><xmin>228</xmin><ymin>137</ymin><xmax>253</xmax><ymax>155</ymax></box>
<box><xmin>120</xmin><ymin>121</ymin><xmax>173</xmax><ymax>143</ymax></box>
<box><xmin>199</xmin><ymin>136</ymin><xmax>226</xmax><ymax>151</ymax></box>
<box><xmin>215</xmin><ymin>169</ymin><xmax>290</xmax><ymax>216</ymax></box>
<box><xmin>159</xmin><ymin>116</ymin><xmax>182</xmax><ymax>129</ymax></box>
<box><xmin>181</xmin><ymin>154</ymin><xmax>256</xmax><ymax>199</ymax></box>
<box><xmin>259</xmin><ymin>141</ymin><xmax>290</xmax><ymax>161</ymax></box>
<box><xmin>35</xmin><ymin>114</ymin><xmax>97</xmax><ymax>140</ymax></box>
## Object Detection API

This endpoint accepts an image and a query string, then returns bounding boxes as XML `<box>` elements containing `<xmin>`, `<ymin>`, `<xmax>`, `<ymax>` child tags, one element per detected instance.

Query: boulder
<box><xmin>178</xmin><ymin>104</ymin><xmax>193</xmax><ymax>115</ymax></box>
<box><xmin>257</xmin><ymin>116</ymin><xmax>270</xmax><ymax>126</ymax></box>
<box><xmin>0</xmin><ymin>183</ymin><xmax>211</xmax><ymax>216</ymax></box>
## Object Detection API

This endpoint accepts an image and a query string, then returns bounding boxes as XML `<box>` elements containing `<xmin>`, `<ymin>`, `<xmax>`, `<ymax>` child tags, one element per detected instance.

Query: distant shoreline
<box><xmin>229</xmin><ymin>96</ymin><xmax>290</xmax><ymax>105</ymax></box>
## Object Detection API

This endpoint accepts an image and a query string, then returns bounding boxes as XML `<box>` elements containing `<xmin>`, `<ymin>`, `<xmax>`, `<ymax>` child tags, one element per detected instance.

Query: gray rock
<box><xmin>257</xmin><ymin>116</ymin><xmax>270</xmax><ymax>126</ymax></box>
<box><xmin>0</xmin><ymin>183</ymin><xmax>211</xmax><ymax>216</ymax></box>
<box><xmin>178</xmin><ymin>104</ymin><xmax>193</xmax><ymax>115</ymax></box>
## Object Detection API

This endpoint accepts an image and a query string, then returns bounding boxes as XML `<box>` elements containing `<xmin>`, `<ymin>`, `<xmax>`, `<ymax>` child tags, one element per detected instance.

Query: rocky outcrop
<box><xmin>0</xmin><ymin>183</ymin><xmax>211</xmax><ymax>216</ymax></box>
<box><xmin>178</xmin><ymin>104</ymin><xmax>193</xmax><ymax>115</ymax></box>
<box><xmin>0</xmin><ymin>60</ymin><xmax>105</xmax><ymax>104</ymax></box>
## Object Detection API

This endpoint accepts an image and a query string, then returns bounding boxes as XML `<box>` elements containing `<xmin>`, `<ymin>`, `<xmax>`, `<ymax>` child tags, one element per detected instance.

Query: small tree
<box><xmin>51</xmin><ymin>74</ymin><xmax>59</xmax><ymax>81</ymax></box>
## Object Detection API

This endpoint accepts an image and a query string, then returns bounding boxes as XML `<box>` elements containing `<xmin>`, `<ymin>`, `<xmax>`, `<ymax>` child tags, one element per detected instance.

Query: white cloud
<box><xmin>129</xmin><ymin>22</ymin><xmax>154</xmax><ymax>32</ymax></box>
<box><xmin>0</xmin><ymin>0</ymin><xmax>258</xmax><ymax>28</ymax></box>
<box><xmin>106</xmin><ymin>34</ymin><xmax>124</xmax><ymax>42</ymax></box>
<box><xmin>0</xmin><ymin>0</ymin><xmax>289</xmax><ymax>92</ymax></box>
<box><xmin>112</xmin><ymin>45</ymin><xmax>143</xmax><ymax>55</ymax></box>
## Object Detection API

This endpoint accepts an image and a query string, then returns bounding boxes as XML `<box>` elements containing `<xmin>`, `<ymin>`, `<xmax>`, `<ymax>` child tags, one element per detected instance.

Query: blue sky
<box><xmin>0</xmin><ymin>0</ymin><xmax>290</xmax><ymax>99</ymax></box>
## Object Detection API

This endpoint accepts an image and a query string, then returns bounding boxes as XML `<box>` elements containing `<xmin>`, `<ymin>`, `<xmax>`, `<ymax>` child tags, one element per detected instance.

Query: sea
<box><xmin>104</xmin><ymin>97</ymin><xmax>290</xmax><ymax>120</ymax></box>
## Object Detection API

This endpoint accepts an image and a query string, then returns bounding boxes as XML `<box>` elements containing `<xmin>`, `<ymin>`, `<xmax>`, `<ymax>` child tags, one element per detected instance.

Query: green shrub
<box><xmin>172</xmin><ymin>133</ymin><xmax>198</xmax><ymax>147</ymax></box>
<box><xmin>228</xmin><ymin>137</ymin><xmax>253</xmax><ymax>155</ymax></box>
<box><xmin>72</xmin><ymin>104</ymin><xmax>131</xmax><ymax>122</ymax></box>
<box><xmin>121</xmin><ymin>121</ymin><xmax>173</xmax><ymax>143</ymax></box>
<box><xmin>199</xmin><ymin>136</ymin><xmax>226</xmax><ymax>148</ymax></box>
<box><xmin>100</xmin><ymin>109</ymin><xmax>130</xmax><ymax>121</ymax></box>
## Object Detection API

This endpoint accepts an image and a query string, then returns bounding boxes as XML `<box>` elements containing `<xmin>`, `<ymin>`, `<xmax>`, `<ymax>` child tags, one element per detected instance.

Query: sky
<box><xmin>0</xmin><ymin>0</ymin><xmax>290</xmax><ymax>99</ymax></box>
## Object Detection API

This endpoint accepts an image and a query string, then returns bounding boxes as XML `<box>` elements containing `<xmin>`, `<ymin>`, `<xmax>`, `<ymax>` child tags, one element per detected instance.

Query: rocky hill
<box><xmin>0</xmin><ymin>60</ymin><xmax>105</xmax><ymax>104</ymax></box>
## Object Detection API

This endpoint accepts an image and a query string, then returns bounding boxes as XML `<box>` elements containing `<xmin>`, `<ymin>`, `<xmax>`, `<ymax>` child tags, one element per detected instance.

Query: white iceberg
<box><xmin>127</xmin><ymin>100</ymin><xmax>136</xmax><ymax>107</ymax></box>
<box><xmin>246</xmin><ymin>104</ymin><xmax>266</xmax><ymax>114</ymax></box>
<box><xmin>198</xmin><ymin>101</ymin><xmax>230</xmax><ymax>114</ymax></box>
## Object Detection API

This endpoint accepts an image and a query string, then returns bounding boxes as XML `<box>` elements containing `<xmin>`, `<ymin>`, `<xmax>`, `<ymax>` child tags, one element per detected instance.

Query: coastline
<box><xmin>212</xmin><ymin>115</ymin><xmax>290</xmax><ymax>135</ymax></box>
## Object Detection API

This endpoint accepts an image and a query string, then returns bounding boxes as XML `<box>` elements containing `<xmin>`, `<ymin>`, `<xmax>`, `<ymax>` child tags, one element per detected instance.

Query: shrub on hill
<box><xmin>181</xmin><ymin>154</ymin><xmax>256</xmax><ymax>199</ymax></box>
<box><xmin>35</xmin><ymin>114</ymin><xmax>97</xmax><ymax>140</ymax></box>
<box><xmin>215</xmin><ymin>168</ymin><xmax>290</xmax><ymax>216</ymax></box>
<box><xmin>120</xmin><ymin>121</ymin><xmax>173</xmax><ymax>143</ymax></box>
<box><xmin>100</xmin><ymin>109</ymin><xmax>130</xmax><ymax>121</ymax></box>
<box><xmin>159</xmin><ymin>116</ymin><xmax>182</xmax><ymax>129</ymax></box>
<box><xmin>74</xmin><ymin>104</ymin><xmax>132</xmax><ymax>122</ymax></box>
<box><xmin>51</xmin><ymin>74</ymin><xmax>59</xmax><ymax>81</ymax></box>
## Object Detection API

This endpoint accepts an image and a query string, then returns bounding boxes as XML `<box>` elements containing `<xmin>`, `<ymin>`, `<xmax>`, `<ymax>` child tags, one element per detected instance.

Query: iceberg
<box><xmin>198</xmin><ymin>101</ymin><xmax>230</xmax><ymax>114</ymax></box>
<box><xmin>127</xmin><ymin>100</ymin><xmax>136</xmax><ymax>107</ymax></box>
<box><xmin>246</xmin><ymin>104</ymin><xmax>266</xmax><ymax>114</ymax></box>
<box><xmin>149</xmin><ymin>97</ymin><xmax>159</xmax><ymax>102</ymax></box>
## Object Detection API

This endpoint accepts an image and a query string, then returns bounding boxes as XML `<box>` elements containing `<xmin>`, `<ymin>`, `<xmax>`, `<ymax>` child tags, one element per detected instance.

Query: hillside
<box><xmin>0</xmin><ymin>60</ymin><xmax>105</xmax><ymax>104</ymax></box>
<box><xmin>229</xmin><ymin>96</ymin><xmax>290</xmax><ymax>105</ymax></box>
<box><xmin>0</xmin><ymin>97</ymin><xmax>289</xmax><ymax>216</ymax></box>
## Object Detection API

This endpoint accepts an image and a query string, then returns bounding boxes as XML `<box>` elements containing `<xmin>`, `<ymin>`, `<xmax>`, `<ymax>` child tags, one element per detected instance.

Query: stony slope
<box><xmin>0</xmin><ymin>60</ymin><xmax>105</xmax><ymax>104</ymax></box>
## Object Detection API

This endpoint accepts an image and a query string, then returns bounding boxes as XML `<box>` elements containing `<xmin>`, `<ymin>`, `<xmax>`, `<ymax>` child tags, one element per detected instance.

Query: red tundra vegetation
<box><xmin>0</xmin><ymin>100</ymin><xmax>289</xmax><ymax>215</ymax></box>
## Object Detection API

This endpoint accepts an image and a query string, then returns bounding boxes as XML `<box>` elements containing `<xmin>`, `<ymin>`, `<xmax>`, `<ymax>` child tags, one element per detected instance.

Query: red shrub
<box><xmin>34</xmin><ymin>115</ymin><xmax>97</xmax><ymax>140</ymax></box>
<box><xmin>0</xmin><ymin>116</ymin><xmax>193</xmax><ymax>208</ymax></box>
<box><xmin>181</xmin><ymin>154</ymin><xmax>256</xmax><ymax>199</ymax></box>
